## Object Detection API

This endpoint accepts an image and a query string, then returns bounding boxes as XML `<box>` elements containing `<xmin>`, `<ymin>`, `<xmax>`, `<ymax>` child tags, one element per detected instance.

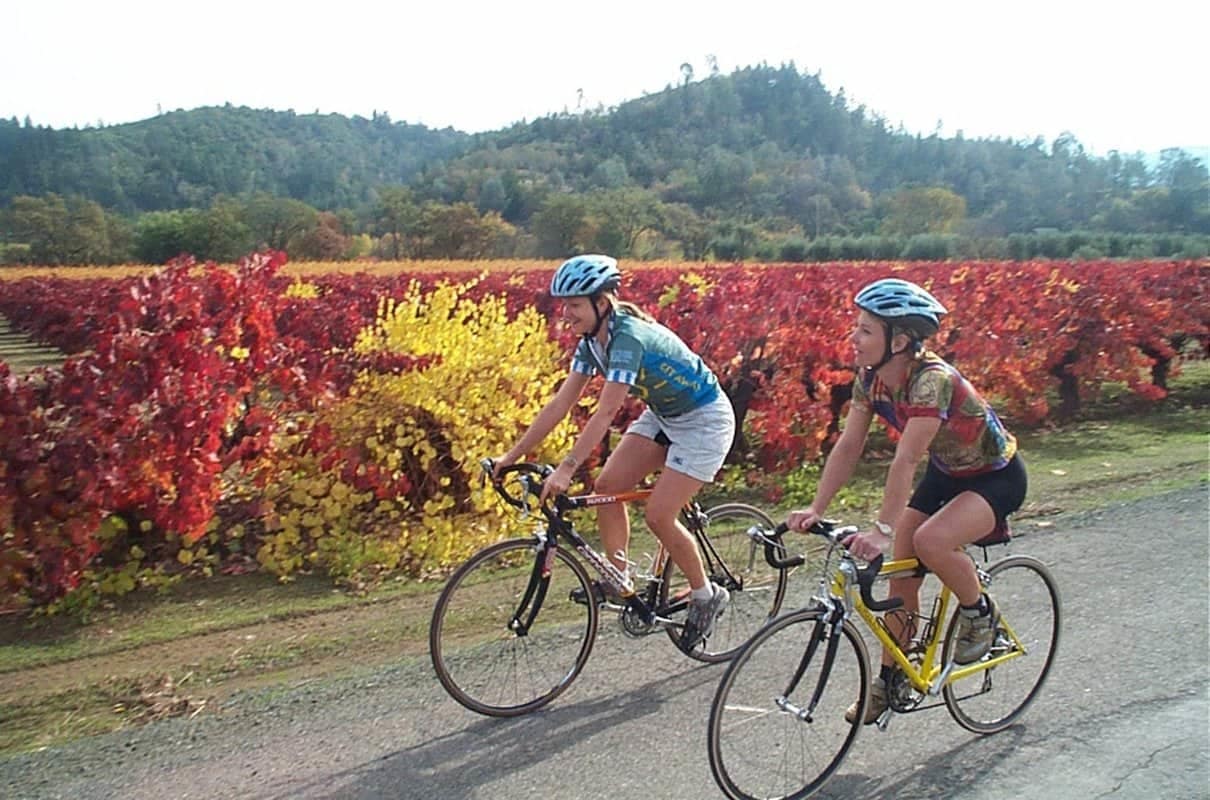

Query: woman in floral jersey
<box><xmin>787</xmin><ymin>277</ymin><xmax>1027</xmax><ymax>725</ymax></box>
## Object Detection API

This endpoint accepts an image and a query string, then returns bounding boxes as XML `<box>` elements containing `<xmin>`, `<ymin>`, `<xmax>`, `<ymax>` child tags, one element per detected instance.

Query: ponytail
<box><xmin>610</xmin><ymin>297</ymin><xmax>655</xmax><ymax>323</ymax></box>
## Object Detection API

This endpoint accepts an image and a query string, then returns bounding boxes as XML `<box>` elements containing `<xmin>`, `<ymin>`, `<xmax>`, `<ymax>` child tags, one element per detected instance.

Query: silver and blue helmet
<box><xmin>854</xmin><ymin>278</ymin><xmax>948</xmax><ymax>338</ymax></box>
<box><xmin>550</xmin><ymin>254</ymin><xmax>622</xmax><ymax>298</ymax></box>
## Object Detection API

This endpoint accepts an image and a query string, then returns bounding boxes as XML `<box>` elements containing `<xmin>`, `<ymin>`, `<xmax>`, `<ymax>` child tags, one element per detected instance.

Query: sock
<box><xmin>690</xmin><ymin>584</ymin><xmax>715</xmax><ymax>602</ymax></box>
<box><xmin>960</xmin><ymin>593</ymin><xmax>990</xmax><ymax>616</ymax></box>
<box><xmin>879</xmin><ymin>663</ymin><xmax>896</xmax><ymax>684</ymax></box>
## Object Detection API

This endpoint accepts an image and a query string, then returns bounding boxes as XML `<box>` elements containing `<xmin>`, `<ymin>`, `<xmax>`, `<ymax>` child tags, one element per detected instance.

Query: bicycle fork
<box><xmin>508</xmin><ymin>540</ymin><xmax>557</xmax><ymax>636</ymax></box>
<box><xmin>775</xmin><ymin>598</ymin><xmax>846</xmax><ymax>723</ymax></box>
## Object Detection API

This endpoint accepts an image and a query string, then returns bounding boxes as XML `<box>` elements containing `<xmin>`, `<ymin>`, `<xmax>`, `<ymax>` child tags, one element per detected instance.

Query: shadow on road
<box><xmin>264</xmin><ymin>659</ymin><xmax>721</xmax><ymax>799</ymax></box>
<box><xmin>820</xmin><ymin>724</ymin><xmax>1029</xmax><ymax>799</ymax></box>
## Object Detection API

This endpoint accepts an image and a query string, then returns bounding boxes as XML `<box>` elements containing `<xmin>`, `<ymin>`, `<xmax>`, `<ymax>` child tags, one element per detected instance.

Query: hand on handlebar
<box><xmin>842</xmin><ymin>528</ymin><xmax>891</xmax><ymax>562</ymax></box>
<box><xmin>539</xmin><ymin>461</ymin><xmax>573</xmax><ymax>503</ymax></box>
<box><xmin>786</xmin><ymin>506</ymin><xmax>822</xmax><ymax>534</ymax></box>
<box><xmin>481</xmin><ymin>457</ymin><xmax>558</xmax><ymax>513</ymax></box>
<box><xmin>490</xmin><ymin>454</ymin><xmax>528</xmax><ymax>483</ymax></box>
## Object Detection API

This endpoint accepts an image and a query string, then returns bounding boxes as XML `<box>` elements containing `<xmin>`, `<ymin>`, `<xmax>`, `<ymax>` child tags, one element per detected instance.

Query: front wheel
<box><xmin>429</xmin><ymin>538</ymin><xmax>599</xmax><ymax>716</ymax></box>
<box><xmin>662</xmin><ymin>503</ymin><xmax>788</xmax><ymax>662</ymax></box>
<box><xmin>942</xmin><ymin>554</ymin><xmax>1061</xmax><ymax>733</ymax></box>
<box><xmin>708</xmin><ymin>608</ymin><xmax>870</xmax><ymax>800</ymax></box>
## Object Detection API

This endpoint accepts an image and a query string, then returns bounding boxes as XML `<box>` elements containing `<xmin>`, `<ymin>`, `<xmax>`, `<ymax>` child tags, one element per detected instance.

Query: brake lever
<box><xmin>477</xmin><ymin>458</ymin><xmax>495</xmax><ymax>495</ymax></box>
<box><xmin>518</xmin><ymin>474</ymin><xmax>538</xmax><ymax>519</ymax></box>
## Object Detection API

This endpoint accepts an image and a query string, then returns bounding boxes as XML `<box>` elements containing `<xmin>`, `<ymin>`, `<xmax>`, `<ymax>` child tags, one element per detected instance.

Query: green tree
<box><xmin>183</xmin><ymin>200</ymin><xmax>253</xmax><ymax>262</ymax></box>
<box><xmin>658</xmin><ymin>202</ymin><xmax>711</xmax><ymax>259</ymax></box>
<box><xmin>1156</xmin><ymin>149</ymin><xmax>1210</xmax><ymax>233</ymax></box>
<box><xmin>589</xmin><ymin>157</ymin><xmax>630</xmax><ymax>189</ymax></box>
<box><xmin>243</xmin><ymin>193</ymin><xmax>318</xmax><ymax>252</ymax></box>
<box><xmin>531</xmin><ymin>194</ymin><xmax>590</xmax><ymax>257</ymax></box>
<box><xmin>373</xmin><ymin>185</ymin><xmax>420</xmax><ymax>259</ymax></box>
<box><xmin>134</xmin><ymin>210</ymin><xmax>189</xmax><ymax>263</ymax></box>
<box><xmin>879</xmin><ymin>186</ymin><xmax>967</xmax><ymax>235</ymax></box>
<box><xmin>586</xmin><ymin>188</ymin><xmax>663</xmax><ymax>256</ymax></box>
<box><xmin>417</xmin><ymin>202</ymin><xmax>515</xmax><ymax>259</ymax></box>
<box><xmin>5</xmin><ymin>193</ymin><xmax>120</xmax><ymax>264</ymax></box>
<box><xmin>477</xmin><ymin>175</ymin><xmax>508</xmax><ymax>215</ymax></box>
<box><xmin>62</xmin><ymin>195</ymin><xmax>119</xmax><ymax>263</ymax></box>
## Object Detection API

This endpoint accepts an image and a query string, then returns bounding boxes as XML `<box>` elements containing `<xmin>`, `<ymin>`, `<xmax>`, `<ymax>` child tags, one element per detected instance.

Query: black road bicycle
<box><xmin>429</xmin><ymin>459</ymin><xmax>791</xmax><ymax>717</ymax></box>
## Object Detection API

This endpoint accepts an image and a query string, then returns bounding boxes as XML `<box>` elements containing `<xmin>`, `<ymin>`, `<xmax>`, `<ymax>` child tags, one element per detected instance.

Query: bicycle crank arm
<box><xmin>928</xmin><ymin>661</ymin><xmax>956</xmax><ymax>696</ymax></box>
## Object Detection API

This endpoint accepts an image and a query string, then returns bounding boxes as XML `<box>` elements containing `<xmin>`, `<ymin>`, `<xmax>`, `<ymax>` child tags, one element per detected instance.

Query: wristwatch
<box><xmin>873</xmin><ymin>520</ymin><xmax>894</xmax><ymax>538</ymax></box>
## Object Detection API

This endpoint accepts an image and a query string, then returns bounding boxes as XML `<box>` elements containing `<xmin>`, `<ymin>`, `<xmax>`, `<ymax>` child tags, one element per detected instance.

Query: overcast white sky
<box><xmin>6</xmin><ymin>0</ymin><xmax>1207</xmax><ymax>156</ymax></box>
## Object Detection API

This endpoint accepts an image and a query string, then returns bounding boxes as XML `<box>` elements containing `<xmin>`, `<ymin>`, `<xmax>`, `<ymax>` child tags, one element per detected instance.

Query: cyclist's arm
<box><xmin>879</xmin><ymin>415</ymin><xmax>940</xmax><ymax>529</ymax></box>
<box><xmin>568</xmin><ymin>379</ymin><xmax>628</xmax><ymax>467</ymax></box>
<box><xmin>541</xmin><ymin>380</ymin><xmax>629</xmax><ymax>500</ymax></box>
<box><xmin>501</xmin><ymin>371</ymin><xmax>591</xmax><ymax>466</ymax></box>
<box><xmin>791</xmin><ymin>401</ymin><xmax>873</xmax><ymax>529</ymax></box>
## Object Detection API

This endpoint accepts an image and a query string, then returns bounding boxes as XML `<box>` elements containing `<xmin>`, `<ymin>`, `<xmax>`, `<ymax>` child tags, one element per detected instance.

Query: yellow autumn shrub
<box><xmin>257</xmin><ymin>278</ymin><xmax>580</xmax><ymax>584</ymax></box>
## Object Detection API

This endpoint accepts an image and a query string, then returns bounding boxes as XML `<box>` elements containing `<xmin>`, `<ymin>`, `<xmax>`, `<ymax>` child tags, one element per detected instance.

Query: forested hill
<box><xmin>1</xmin><ymin>63</ymin><xmax>1206</xmax><ymax>249</ymax></box>
<box><xmin>0</xmin><ymin>106</ymin><xmax>471</xmax><ymax>212</ymax></box>
<box><xmin>413</xmin><ymin>64</ymin><xmax>1206</xmax><ymax>237</ymax></box>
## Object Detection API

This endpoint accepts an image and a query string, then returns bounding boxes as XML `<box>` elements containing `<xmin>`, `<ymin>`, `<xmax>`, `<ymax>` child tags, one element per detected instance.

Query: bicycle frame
<box><xmin>756</xmin><ymin>517</ymin><xmax>1030</xmax><ymax>715</ymax></box>
<box><xmin>541</xmin><ymin>489</ymin><xmax>671</xmax><ymax>627</ymax></box>
<box><xmin>507</xmin><ymin>481</ymin><xmax>721</xmax><ymax>630</ymax></box>
<box><xmin>822</xmin><ymin>550</ymin><xmax>1030</xmax><ymax>700</ymax></box>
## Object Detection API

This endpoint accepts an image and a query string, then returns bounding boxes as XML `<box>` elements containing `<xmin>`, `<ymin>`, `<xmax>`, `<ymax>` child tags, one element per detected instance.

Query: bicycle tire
<box><xmin>942</xmin><ymin>554</ymin><xmax>1061</xmax><ymax>733</ymax></box>
<box><xmin>708</xmin><ymin>608</ymin><xmax>870</xmax><ymax>800</ymax></box>
<box><xmin>429</xmin><ymin>537</ymin><xmax>599</xmax><ymax>716</ymax></box>
<box><xmin>661</xmin><ymin>503</ymin><xmax>789</xmax><ymax>662</ymax></box>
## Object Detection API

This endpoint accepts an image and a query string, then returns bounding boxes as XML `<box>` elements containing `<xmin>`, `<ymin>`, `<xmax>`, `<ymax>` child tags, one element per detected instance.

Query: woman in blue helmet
<box><xmin>786</xmin><ymin>277</ymin><xmax>1027</xmax><ymax>724</ymax></box>
<box><xmin>494</xmin><ymin>254</ymin><xmax>736</xmax><ymax>650</ymax></box>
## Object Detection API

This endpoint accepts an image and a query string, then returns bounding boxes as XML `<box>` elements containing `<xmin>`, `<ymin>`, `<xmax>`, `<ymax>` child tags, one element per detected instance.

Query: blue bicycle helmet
<box><xmin>550</xmin><ymin>254</ymin><xmax>622</xmax><ymax>298</ymax></box>
<box><xmin>854</xmin><ymin>278</ymin><xmax>947</xmax><ymax>338</ymax></box>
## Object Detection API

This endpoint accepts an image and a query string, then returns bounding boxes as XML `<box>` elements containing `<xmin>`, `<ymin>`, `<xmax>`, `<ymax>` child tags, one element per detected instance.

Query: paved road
<box><xmin>4</xmin><ymin>486</ymin><xmax>1208</xmax><ymax>799</ymax></box>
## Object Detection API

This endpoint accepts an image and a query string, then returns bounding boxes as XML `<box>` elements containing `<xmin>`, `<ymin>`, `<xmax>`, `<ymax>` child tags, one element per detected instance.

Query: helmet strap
<box><xmin>871</xmin><ymin>322</ymin><xmax>915</xmax><ymax>371</ymax></box>
<box><xmin>584</xmin><ymin>294</ymin><xmax>612</xmax><ymax>340</ymax></box>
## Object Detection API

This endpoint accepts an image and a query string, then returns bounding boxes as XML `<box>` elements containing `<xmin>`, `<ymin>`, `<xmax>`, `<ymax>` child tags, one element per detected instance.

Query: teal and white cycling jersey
<box><xmin>570</xmin><ymin>310</ymin><xmax>720</xmax><ymax>418</ymax></box>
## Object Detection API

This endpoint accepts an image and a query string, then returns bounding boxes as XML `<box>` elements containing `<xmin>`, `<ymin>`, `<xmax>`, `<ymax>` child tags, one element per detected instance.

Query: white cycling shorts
<box><xmin>625</xmin><ymin>392</ymin><xmax>736</xmax><ymax>483</ymax></box>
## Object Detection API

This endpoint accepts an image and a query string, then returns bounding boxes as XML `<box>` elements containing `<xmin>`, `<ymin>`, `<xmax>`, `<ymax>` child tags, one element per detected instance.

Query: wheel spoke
<box><xmin>942</xmin><ymin>555</ymin><xmax>1061</xmax><ymax>733</ymax></box>
<box><xmin>709</xmin><ymin>609</ymin><xmax>869</xmax><ymax>799</ymax></box>
<box><xmin>666</xmin><ymin>504</ymin><xmax>788</xmax><ymax>662</ymax></box>
<box><xmin>430</xmin><ymin>539</ymin><xmax>598</xmax><ymax>716</ymax></box>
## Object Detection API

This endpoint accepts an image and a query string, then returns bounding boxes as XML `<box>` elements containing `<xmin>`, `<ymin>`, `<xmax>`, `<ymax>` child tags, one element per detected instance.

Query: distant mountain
<box><xmin>0</xmin><ymin>106</ymin><xmax>470</xmax><ymax>212</ymax></box>
<box><xmin>0</xmin><ymin>64</ymin><xmax>1205</xmax><ymax>238</ymax></box>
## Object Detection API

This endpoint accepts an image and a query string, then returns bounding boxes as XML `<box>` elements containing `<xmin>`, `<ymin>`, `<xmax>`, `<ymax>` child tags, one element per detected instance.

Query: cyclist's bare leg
<box><xmin>912</xmin><ymin>491</ymin><xmax>997</xmax><ymax>606</ymax></box>
<box><xmin>594</xmin><ymin>434</ymin><xmax>667</xmax><ymax>571</ymax></box>
<box><xmin>882</xmin><ymin>508</ymin><xmax>926</xmax><ymax>666</ymax></box>
<box><xmin>643</xmin><ymin>467</ymin><xmax>709</xmax><ymax>589</ymax></box>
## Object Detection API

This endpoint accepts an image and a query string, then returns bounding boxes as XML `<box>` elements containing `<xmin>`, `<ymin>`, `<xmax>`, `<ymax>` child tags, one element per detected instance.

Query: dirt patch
<box><xmin>0</xmin><ymin>591</ymin><xmax>437</xmax><ymax>750</ymax></box>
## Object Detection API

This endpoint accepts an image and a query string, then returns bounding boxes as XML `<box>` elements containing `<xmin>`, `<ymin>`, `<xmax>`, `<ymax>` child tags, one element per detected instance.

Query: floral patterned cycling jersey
<box><xmin>852</xmin><ymin>352</ymin><xmax>1017</xmax><ymax>477</ymax></box>
<box><xmin>570</xmin><ymin>310</ymin><xmax>720</xmax><ymax>418</ymax></box>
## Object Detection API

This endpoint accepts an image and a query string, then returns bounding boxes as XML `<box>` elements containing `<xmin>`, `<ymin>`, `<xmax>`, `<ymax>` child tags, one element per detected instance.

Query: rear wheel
<box><xmin>429</xmin><ymin>538</ymin><xmax>598</xmax><ymax>716</ymax></box>
<box><xmin>708</xmin><ymin>608</ymin><xmax>870</xmax><ymax>799</ymax></box>
<box><xmin>942</xmin><ymin>555</ymin><xmax>1061</xmax><ymax>733</ymax></box>
<box><xmin>662</xmin><ymin>503</ymin><xmax>788</xmax><ymax>662</ymax></box>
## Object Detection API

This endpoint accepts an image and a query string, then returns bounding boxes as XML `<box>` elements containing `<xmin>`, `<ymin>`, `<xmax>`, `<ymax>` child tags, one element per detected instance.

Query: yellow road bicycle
<box><xmin>707</xmin><ymin>519</ymin><xmax>1061</xmax><ymax>800</ymax></box>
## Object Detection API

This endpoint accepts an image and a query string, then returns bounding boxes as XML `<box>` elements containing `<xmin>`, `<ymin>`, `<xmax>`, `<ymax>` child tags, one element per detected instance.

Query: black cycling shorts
<box><xmin>908</xmin><ymin>454</ymin><xmax>1027</xmax><ymax>525</ymax></box>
